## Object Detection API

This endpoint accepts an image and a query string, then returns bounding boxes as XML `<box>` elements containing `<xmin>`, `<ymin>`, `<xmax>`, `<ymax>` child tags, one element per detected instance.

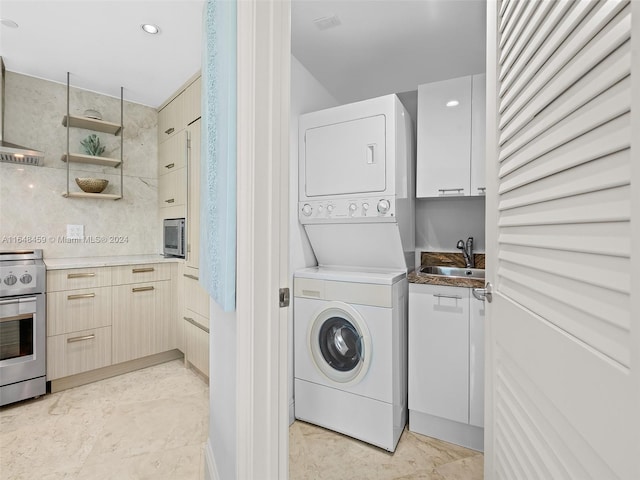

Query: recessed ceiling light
<box><xmin>141</xmin><ymin>24</ymin><xmax>160</xmax><ymax>34</ymax></box>
<box><xmin>0</xmin><ymin>18</ymin><xmax>19</xmax><ymax>28</ymax></box>
<box><xmin>446</xmin><ymin>100</ymin><xmax>460</xmax><ymax>107</ymax></box>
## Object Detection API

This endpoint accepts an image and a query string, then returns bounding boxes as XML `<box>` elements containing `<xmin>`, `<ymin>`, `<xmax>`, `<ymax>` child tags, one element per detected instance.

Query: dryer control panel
<box><xmin>299</xmin><ymin>196</ymin><xmax>396</xmax><ymax>224</ymax></box>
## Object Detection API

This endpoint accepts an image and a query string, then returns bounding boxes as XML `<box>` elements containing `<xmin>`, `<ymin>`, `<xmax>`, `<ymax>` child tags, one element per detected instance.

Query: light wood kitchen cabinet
<box><xmin>47</xmin><ymin>326</ymin><xmax>112</xmax><ymax>380</ymax></box>
<box><xmin>112</xmin><ymin>278</ymin><xmax>171</xmax><ymax>364</ymax></box>
<box><xmin>47</xmin><ymin>267</ymin><xmax>112</xmax><ymax>292</ymax></box>
<box><xmin>158</xmin><ymin>167</ymin><xmax>187</xmax><ymax>212</ymax></box>
<box><xmin>158</xmin><ymin>94</ymin><xmax>186</xmax><ymax>143</ymax></box>
<box><xmin>408</xmin><ymin>282</ymin><xmax>485</xmax><ymax>451</ymax></box>
<box><xmin>184</xmin><ymin>316</ymin><xmax>209</xmax><ymax>377</ymax></box>
<box><xmin>416</xmin><ymin>74</ymin><xmax>486</xmax><ymax>198</ymax></box>
<box><xmin>186</xmin><ymin>119</ymin><xmax>201</xmax><ymax>269</ymax></box>
<box><xmin>47</xmin><ymin>286</ymin><xmax>111</xmax><ymax>336</ymax></box>
<box><xmin>183</xmin><ymin>76</ymin><xmax>202</xmax><ymax>126</ymax></box>
<box><xmin>183</xmin><ymin>266</ymin><xmax>209</xmax><ymax>378</ymax></box>
<box><xmin>158</xmin><ymin>130</ymin><xmax>187</xmax><ymax>175</ymax></box>
<box><xmin>111</xmin><ymin>263</ymin><xmax>171</xmax><ymax>285</ymax></box>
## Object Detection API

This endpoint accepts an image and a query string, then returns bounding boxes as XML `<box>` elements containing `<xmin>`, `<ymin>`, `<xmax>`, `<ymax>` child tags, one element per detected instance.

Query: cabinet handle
<box><xmin>67</xmin><ymin>334</ymin><xmax>95</xmax><ymax>343</ymax></box>
<box><xmin>165</xmin><ymin>127</ymin><xmax>175</xmax><ymax>135</ymax></box>
<box><xmin>132</xmin><ymin>267</ymin><xmax>154</xmax><ymax>273</ymax></box>
<box><xmin>438</xmin><ymin>188</ymin><xmax>465</xmax><ymax>195</ymax></box>
<box><xmin>477</xmin><ymin>187</ymin><xmax>486</xmax><ymax>194</ymax></box>
<box><xmin>67</xmin><ymin>293</ymin><xmax>95</xmax><ymax>300</ymax></box>
<box><xmin>165</xmin><ymin>198</ymin><xmax>175</xmax><ymax>204</ymax></box>
<box><xmin>132</xmin><ymin>286</ymin><xmax>154</xmax><ymax>293</ymax></box>
<box><xmin>184</xmin><ymin>316</ymin><xmax>210</xmax><ymax>334</ymax></box>
<box><xmin>164</xmin><ymin>163</ymin><xmax>175</xmax><ymax>169</ymax></box>
<box><xmin>433</xmin><ymin>293</ymin><xmax>462</xmax><ymax>300</ymax></box>
<box><xmin>67</xmin><ymin>273</ymin><xmax>96</xmax><ymax>279</ymax></box>
<box><xmin>183</xmin><ymin>273</ymin><xmax>199</xmax><ymax>281</ymax></box>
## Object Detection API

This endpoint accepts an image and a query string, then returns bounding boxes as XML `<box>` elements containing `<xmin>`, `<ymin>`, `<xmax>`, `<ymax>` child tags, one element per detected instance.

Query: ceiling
<box><xmin>0</xmin><ymin>0</ymin><xmax>486</xmax><ymax>109</ymax></box>
<box><xmin>0</xmin><ymin>0</ymin><xmax>205</xmax><ymax>108</ymax></box>
<box><xmin>292</xmin><ymin>0</ymin><xmax>487</xmax><ymax>105</ymax></box>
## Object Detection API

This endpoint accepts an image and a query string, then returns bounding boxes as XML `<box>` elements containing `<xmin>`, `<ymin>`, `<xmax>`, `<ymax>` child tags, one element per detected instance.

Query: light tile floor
<box><xmin>1</xmin><ymin>361</ymin><xmax>482</xmax><ymax>480</ymax></box>
<box><xmin>289</xmin><ymin>421</ymin><xmax>483</xmax><ymax>480</ymax></box>
<box><xmin>0</xmin><ymin>360</ymin><xmax>209</xmax><ymax>480</ymax></box>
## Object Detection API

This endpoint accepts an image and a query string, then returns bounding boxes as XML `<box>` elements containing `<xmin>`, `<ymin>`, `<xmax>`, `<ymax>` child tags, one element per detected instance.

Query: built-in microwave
<box><xmin>163</xmin><ymin>218</ymin><xmax>185</xmax><ymax>258</ymax></box>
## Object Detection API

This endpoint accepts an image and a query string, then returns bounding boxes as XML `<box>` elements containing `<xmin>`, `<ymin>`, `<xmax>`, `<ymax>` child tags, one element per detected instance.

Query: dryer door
<box><xmin>308</xmin><ymin>302</ymin><xmax>372</xmax><ymax>386</ymax></box>
<box><xmin>304</xmin><ymin>115</ymin><xmax>386</xmax><ymax>197</ymax></box>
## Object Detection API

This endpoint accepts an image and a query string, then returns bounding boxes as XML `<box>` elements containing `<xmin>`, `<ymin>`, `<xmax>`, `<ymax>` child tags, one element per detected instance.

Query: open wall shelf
<box><xmin>62</xmin><ymin>72</ymin><xmax>124</xmax><ymax>199</ymax></box>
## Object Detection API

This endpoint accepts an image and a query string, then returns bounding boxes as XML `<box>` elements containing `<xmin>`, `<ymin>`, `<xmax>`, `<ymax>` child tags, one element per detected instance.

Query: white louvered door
<box><xmin>485</xmin><ymin>1</ymin><xmax>638</xmax><ymax>479</ymax></box>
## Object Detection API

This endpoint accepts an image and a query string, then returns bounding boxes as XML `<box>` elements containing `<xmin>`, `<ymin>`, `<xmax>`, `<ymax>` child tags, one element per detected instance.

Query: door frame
<box><xmin>235</xmin><ymin>0</ymin><xmax>291</xmax><ymax>478</ymax></box>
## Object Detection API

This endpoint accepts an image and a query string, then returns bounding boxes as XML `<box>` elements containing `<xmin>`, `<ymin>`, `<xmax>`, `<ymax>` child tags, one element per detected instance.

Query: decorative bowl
<box><xmin>75</xmin><ymin>178</ymin><xmax>109</xmax><ymax>193</ymax></box>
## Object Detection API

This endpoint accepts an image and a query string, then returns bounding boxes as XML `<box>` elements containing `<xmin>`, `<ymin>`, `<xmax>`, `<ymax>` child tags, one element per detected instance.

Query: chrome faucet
<box><xmin>456</xmin><ymin>236</ymin><xmax>474</xmax><ymax>268</ymax></box>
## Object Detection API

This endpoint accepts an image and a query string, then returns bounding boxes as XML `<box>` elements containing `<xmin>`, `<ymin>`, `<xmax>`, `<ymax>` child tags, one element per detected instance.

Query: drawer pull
<box><xmin>67</xmin><ymin>293</ymin><xmax>96</xmax><ymax>300</ymax></box>
<box><xmin>165</xmin><ymin>198</ymin><xmax>175</xmax><ymax>204</ymax></box>
<box><xmin>438</xmin><ymin>188</ymin><xmax>465</xmax><ymax>195</ymax></box>
<box><xmin>67</xmin><ymin>334</ymin><xmax>95</xmax><ymax>343</ymax></box>
<box><xmin>132</xmin><ymin>267</ymin><xmax>155</xmax><ymax>273</ymax></box>
<box><xmin>165</xmin><ymin>127</ymin><xmax>175</xmax><ymax>135</ymax></box>
<box><xmin>183</xmin><ymin>273</ymin><xmax>199</xmax><ymax>281</ymax></box>
<box><xmin>67</xmin><ymin>273</ymin><xmax>96</xmax><ymax>279</ymax></box>
<box><xmin>132</xmin><ymin>286</ymin><xmax>154</xmax><ymax>293</ymax></box>
<box><xmin>477</xmin><ymin>187</ymin><xmax>486</xmax><ymax>194</ymax></box>
<box><xmin>433</xmin><ymin>294</ymin><xmax>463</xmax><ymax>300</ymax></box>
<box><xmin>164</xmin><ymin>163</ymin><xmax>175</xmax><ymax>169</ymax></box>
<box><xmin>184</xmin><ymin>316</ymin><xmax>210</xmax><ymax>334</ymax></box>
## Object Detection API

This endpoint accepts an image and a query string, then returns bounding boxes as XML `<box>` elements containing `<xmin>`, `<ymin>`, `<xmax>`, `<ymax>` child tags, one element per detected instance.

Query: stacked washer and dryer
<box><xmin>294</xmin><ymin>94</ymin><xmax>414</xmax><ymax>452</ymax></box>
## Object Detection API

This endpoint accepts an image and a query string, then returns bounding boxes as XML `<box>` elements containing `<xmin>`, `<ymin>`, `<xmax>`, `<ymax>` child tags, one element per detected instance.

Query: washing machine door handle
<box><xmin>355</xmin><ymin>334</ymin><xmax>365</xmax><ymax>363</ymax></box>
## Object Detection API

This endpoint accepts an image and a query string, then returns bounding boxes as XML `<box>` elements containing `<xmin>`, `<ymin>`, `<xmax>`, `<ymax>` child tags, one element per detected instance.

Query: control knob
<box><xmin>377</xmin><ymin>199</ymin><xmax>391</xmax><ymax>214</ymax></box>
<box><xmin>327</xmin><ymin>205</ymin><xmax>334</xmax><ymax>214</ymax></box>
<box><xmin>20</xmin><ymin>273</ymin><xmax>33</xmax><ymax>284</ymax></box>
<box><xmin>301</xmin><ymin>204</ymin><xmax>312</xmax><ymax>216</ymax></box>
<box><xmin>4</xmin><ymin>274</ymin><xmax>17</xmax><ymax>286</ymax></box>
<box><xmin>349</xmin><ymin>203</ymin><xmax>357</xmax><ymax>215</ymax></box>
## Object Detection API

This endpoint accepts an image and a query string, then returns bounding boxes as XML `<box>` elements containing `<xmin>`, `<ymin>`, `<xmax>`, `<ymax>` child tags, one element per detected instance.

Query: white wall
<box><xmin>205</xmin><ymin>302</ymin><xmax>236</xmax><ymax>480</ymax></box>
<box><xmin>288</xmin><ymin>56</ymin><xmax>339</xmax><ymax>422</ymax></box>
<box><xmin>414</xmin><ymin>196</ymin><xmax>485</xmax><ymax>266</ymax></box>
<box><xmin>1</xmin><ymin>72</ymin><xmax>160</xmax><ymax>258</ymax></box>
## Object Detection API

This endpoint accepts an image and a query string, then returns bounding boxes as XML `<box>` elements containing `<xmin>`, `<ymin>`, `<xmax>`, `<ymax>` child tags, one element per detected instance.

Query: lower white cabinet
<box><xmin>408</xmin><ymin>282</ymin><xmax>485</xmax><ymax>450</ymax></box>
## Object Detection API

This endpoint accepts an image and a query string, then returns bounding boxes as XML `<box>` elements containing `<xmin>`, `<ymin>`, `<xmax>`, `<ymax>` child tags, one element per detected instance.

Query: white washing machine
<box><xmin>294</xmin><ymin>266</ymin><xmax>407</xmax><ymax>452</ymax></box>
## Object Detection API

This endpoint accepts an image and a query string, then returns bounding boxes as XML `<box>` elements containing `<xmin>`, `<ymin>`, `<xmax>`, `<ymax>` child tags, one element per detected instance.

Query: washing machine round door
<box><xmin>308</xmin><ymin>302</ymin><xmax>372</xmax><ymax>385</ymax></box>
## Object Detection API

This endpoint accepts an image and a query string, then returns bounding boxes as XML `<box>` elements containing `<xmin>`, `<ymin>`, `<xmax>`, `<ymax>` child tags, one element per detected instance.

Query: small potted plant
<box><xmin>80</xmin><ymin>134</ymin><xmax>106</xmax><ymax>156</ymax></box>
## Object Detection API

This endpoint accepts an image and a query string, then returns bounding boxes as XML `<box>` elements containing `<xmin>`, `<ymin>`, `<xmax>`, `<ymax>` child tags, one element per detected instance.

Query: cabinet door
<box><xmin>469</xmin><ymin>292</ymin><xmax>485</xmax><ymax>428</ymax></box>
<box><xmin>158</xmin><ymin>130</ymin><xmax>187</xmax><ymax>175</ymax></box>
<box><xmin>47</xmin><ymin>286</ymin><xmax>112</xmax><ymax>336</ymax></box>
<box><xmin>186</xmin><ymin>119</ymin><xmax>201</xmax><ymax>269</ymax></box>
<box><xmin>112</xmin><ymin>280</ymin><xmax>171</xmax><ymax>364</ymax></box>
<box><xmin>158</xmin><ymin>95</ymin><xmax>185</xmax><ymax>142</ymax></box>
<box><xmin>184</xmin><ymin>267</ymin><xmax>209</xmax><ymax>321</ymax></box>
<box><xmin>158</xmin><ymin>167</ymin><xmax>187</xmax><ymax>210</ymax></box>
<box><xmin>470</xmin><ymin>73</ymin><xmax>486</xmax><ymax>196</ymax></box>
<box><xmin>417</xmin><ymin>76</ymin><xmax>472</xmax><ymax>198</ymax></box>
<box><xmin>184</xmin><ymin>316</ymin><xmax>209</xmax><ymax>378</ymax></box>
<box><xmin>47</xmin><ymin>326</ymin><xmax>112</xmax><ymax>380</ymax></box>
<box><xmin>184</xmin><ymin>77</ymin><xmax>202</xmax><ymax>125</ymax></box>
<box><xmin>408</xmin><ymin>283</ymin><xmax>469</xmax><ymax>424</ymax></box>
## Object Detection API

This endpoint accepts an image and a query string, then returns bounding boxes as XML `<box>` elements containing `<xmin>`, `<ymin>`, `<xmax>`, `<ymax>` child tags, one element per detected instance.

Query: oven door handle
<box><xmin>0</xmin><ymin>296</ymin><xmax>37</xmax><ymax>318</ymax></box>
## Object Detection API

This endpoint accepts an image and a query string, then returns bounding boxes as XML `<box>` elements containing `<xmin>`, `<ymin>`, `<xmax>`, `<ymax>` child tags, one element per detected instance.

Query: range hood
<box><xmin>0</xmin><ymin>57</ymin><xmax>44</xmax><ymax>166</ymax></box>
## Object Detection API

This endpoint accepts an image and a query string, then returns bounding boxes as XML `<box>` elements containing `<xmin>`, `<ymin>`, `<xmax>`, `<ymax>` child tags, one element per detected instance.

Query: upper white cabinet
<box><xmin>416</xmin><ymin>74</ymin><xmax>486</xmax><ymax>198</ymax></box>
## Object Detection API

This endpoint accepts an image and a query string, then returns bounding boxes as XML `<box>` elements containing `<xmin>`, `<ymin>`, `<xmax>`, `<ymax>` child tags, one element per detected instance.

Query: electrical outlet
<box><xmin>66</xmin><ymin>224</ymin><xmax>84</xmax><ymax>240</ymax></box>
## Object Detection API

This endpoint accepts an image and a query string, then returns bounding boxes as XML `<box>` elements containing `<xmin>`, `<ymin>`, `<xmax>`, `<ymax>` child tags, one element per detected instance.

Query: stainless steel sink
<box><xmin>419</xmin><ymin>266</ymin><xmax>485</xmax><ymax>279</ymax></box>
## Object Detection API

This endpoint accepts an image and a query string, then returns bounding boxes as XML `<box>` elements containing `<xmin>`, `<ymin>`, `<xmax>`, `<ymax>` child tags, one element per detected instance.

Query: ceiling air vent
<box><xmin>313</xmin><ymin>15</ymin><xmax>341</xmax><ymax>31</ymax></box>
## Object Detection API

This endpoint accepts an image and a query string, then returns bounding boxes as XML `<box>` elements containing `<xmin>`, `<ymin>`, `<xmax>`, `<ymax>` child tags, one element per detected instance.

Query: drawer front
<box><xmin>158</xmin><ymin>130</ymin><xmax>187</xmax><ymax>175</ymax></box>
<box><xmin>47</xmin><ymin>326</ymin><xmax>112</xmax><ymax>380</ymax></box>
<box><xmin>183</xmin><ymin>269</ymin><xmax>209</xmax><ymax>320</ymax></box>
<box><xmin>185</xmin><ymin>317</ymin><xmax>209</xmax><ymax>377</ymax></box>
<box><xmin>158</xmin><ymin>167</ymin><xmax>186</xmax><ymax>209</ymax></box>
<box><xmin>111</xmin><ymin>263</ymin><xmax>171</xmax><ymax>285</ymax></box>
<box><xmin>47</xmin><ymin>286</ymin><xmax>112</xmax><ymax>336</ymax></box>
<box><xmin>47</xmin><ymin>267</ymin><xmax>111</xmax><ymax>292</ymax></box>
<box><xmin>184</xmin><ymin>308</ymin><xmax>209</xmax><ymax>332</ymax></box>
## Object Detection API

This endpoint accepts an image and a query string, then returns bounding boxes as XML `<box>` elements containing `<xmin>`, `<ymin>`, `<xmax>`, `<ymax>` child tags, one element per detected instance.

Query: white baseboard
<box><xmin>289</xmin><ymin>399</ymin><xmax>295</xmax><ymax>425</ymax></box>
<box><xmin>204</xmin><ymin>439</ymin><xmax>219</xmax><ymax>480</ymax></box>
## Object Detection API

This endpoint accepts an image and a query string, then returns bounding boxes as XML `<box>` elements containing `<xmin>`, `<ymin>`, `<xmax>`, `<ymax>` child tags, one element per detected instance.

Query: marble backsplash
<box><xmin>0</xmin><ymin>72</ymin><xmax>160</xmax><ymax>258</ymax></box>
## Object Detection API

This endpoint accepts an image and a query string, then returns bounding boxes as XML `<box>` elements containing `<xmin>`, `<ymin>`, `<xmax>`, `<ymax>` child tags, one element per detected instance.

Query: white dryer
<box><xmin>294</xmin><ymin>266</ymin><xmax>407</xmax><ymax>452</ymax></box>
<box><xmin>298</xmin><ymin>94</ymin><xmax>414</xmax><ymax>270</ymax></box>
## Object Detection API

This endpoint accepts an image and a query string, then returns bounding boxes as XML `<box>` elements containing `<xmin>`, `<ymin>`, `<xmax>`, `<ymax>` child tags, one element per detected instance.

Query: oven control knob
<box><xmin>377</xmin><ymin>199</ymin><xmax>391</xmax><ymax>214</ymax></box>
<box><xmin>20</xmin><ymin>273</ymin><xmax>33</xmax><ymax>284</ymax></box>
<box><xmin>327</xmin><ymin>205</ymin><xmax>334</xmax><ymax>214</ymax></box>
<box><xmin>4</xmin><ymin>274</ymin><xmax>17</xmax><ymax>286</ymax></box>
<box><xmin>301</xmin><ymin>204</ymin><xmax>312</xmax><ymax>216</ymax></box>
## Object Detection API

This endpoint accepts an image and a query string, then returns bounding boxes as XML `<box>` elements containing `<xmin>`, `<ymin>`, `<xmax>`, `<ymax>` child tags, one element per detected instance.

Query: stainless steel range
<box><xmin>0</xmin><ymin>250</ymin><xmax>46</xmax><ymax>406</ymax></box>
